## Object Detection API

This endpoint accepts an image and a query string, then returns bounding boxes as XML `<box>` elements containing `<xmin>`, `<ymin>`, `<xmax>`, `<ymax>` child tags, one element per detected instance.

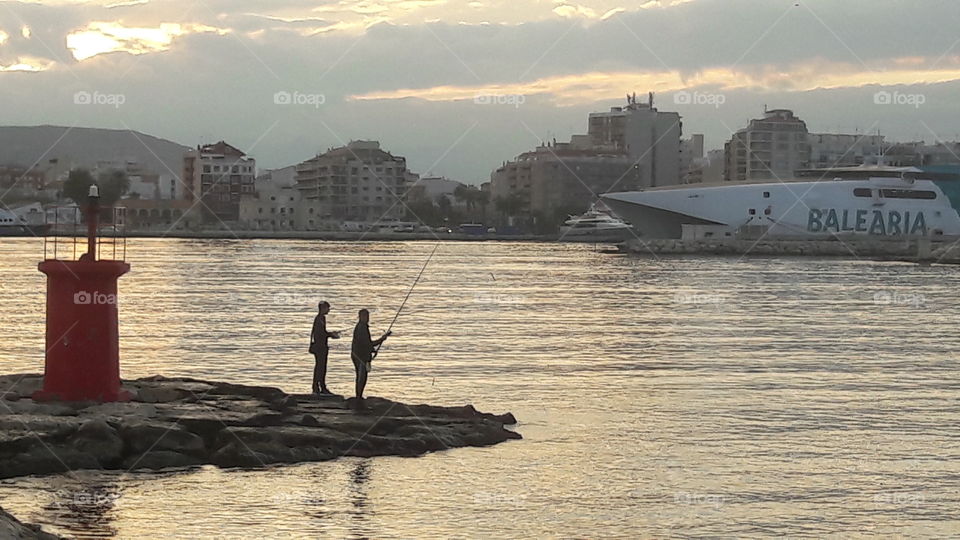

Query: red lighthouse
<box><xmin>34</xmin><ymin>185</ymin><xmax>131</xmax><ymax>402</ymax></box>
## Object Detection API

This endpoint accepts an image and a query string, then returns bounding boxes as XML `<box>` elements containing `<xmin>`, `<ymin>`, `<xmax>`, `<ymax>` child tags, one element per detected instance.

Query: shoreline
<box><xmin>621</xmin><ymin>237</ymin><xmax>960</xmax><ymax>263</ymax></box>
<box><xmin>44</xmin><ymin>230</ymin><xmax>559</xmax><ymax>242</ymax></box>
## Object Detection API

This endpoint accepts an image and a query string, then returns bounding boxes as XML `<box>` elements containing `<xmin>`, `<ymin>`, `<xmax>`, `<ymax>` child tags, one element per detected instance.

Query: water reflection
<box><xmin>348</xmin><ymin>460</ymin><xmax>372</xmax><ymax>539</ymax></box>
<box><xmin>40</xmin><ymin>481</ymin><xmax>120</xmax><ymax>538</ymax></box>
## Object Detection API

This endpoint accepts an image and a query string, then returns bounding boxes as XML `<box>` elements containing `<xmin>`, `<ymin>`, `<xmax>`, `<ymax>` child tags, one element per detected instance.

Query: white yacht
<box><xmin>601</xmin><ymin>166</ymin><xmax>960</xmax><ymax>239</ymax></box>
<box><xmin>559</xmin><ymin>210</ymin><xmax>634</xmax><ymax>242</ymax></box>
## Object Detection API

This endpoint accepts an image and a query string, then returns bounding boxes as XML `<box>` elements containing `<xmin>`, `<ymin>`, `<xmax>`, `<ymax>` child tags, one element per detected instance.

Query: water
<box><xmin>2</xmin><ymin>238</ymin><xmax>960</xmax><ymax>538</ymax></box>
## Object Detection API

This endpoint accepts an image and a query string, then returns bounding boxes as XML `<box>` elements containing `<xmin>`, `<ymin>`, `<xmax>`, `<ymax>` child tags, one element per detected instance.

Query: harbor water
<box><xmin>1</xmin><ymin>238</ymin><xmax>959</xmax><ymax>538</ymax></box>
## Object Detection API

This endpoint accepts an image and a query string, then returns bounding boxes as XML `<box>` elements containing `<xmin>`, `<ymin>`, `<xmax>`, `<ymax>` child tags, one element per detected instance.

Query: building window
<box><xmin>880</xmin><ymin>189</ymin><xmax>936</xmax><ymax>199</ymax></box>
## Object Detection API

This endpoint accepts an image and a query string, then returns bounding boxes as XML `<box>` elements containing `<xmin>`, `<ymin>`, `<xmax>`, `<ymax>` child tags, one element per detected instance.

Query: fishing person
<box><xmin>350</xmin><ymin>309</ymin><xmax>391</xmax><ymax>400</ymax></box>
<box><xmin>310</xmin><ymin>301</ymin><xmax>340</xmax><ymax>395</ymax></box>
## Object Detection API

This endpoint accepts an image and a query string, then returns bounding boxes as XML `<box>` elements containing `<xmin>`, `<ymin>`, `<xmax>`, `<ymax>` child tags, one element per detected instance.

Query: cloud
<box><xmin>350</xmin><ymin>57</ymin><xmax>960</xmax><ymax>106</ymax></box>
<box><xmin>0</xmin><ymin>56</ymin><xmax>52</xmax><ymax>71</ymax></box>
<box><xmin>66</xmin><ymin>21</ymin><xmax>228</xmax><ymax>61</ymax></box>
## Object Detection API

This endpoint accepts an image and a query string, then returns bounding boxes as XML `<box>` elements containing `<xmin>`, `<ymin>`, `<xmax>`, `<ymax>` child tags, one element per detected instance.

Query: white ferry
<box><xmin>601</xmin><ymin>166</ymin><xmax>960</xmax><ymax>239</ymax></box>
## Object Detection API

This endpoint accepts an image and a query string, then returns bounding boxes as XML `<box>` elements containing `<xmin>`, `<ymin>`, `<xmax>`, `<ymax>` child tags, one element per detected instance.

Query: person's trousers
<box><xmin>312</xmin><ymin>348</ymin><xmax>329</xmax><ymax>392</ymax></box>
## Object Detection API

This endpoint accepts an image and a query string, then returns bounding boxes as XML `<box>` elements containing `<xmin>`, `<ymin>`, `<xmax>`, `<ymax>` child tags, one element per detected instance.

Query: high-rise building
<box><xmin>679</xmin><ymin>134</ymin><xmax>704</xmax><ymax>183</ymax></box>
<box><xmin>294</xmin><ymin>140</ymin><xmax>411</xmax><ymax>229</ymax></box>
<box><xmin>724</xmin><ymin>109</ymin><xmax>809</xmax><ymax>182</ymax></box>
<box><xmin>182</xmin><ymin>141</ymin><xmax>256</xmax><ymax>224</ymax></box>
<box><xmin>490</xmin><ymin>136</ymin><xmax>640</xmax><ymax>227</ymax></box>
<box><xmin>587</xmin><ymin>92</ymin><xmax>682</xmax><ymax>187</ymax></box>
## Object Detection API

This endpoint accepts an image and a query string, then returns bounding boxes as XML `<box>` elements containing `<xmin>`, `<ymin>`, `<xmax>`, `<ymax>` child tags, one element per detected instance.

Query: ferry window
<box><xmin>853</xmin><ymin>188</ymin><xmax>872</xmax><ymax>197</ymax></box>
<box><xmin>763</xmin><ymin>191</ymin><xmax>770</xmax><ymax>198</ymax></box>
<box><xmin>880</xmin><ymin>189</ymin><xmax>936</xmax><ymax>199</ymax></box>
<box><xmin>748</xmin><ymin>209</ymin><xmax>756</xmax><ymax>215</ymax></box>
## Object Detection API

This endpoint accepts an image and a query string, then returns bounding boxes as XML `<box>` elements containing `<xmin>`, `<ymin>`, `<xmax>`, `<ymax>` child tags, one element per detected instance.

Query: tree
<box><xmin>435</xmin><ymin>194</ymin><xmax>452</xmax><ymax>219</ymax></box>
<box><xmin>62</xmin><ymin>168</ymin><xmax>130</xmax><ymax>207</ymax></box>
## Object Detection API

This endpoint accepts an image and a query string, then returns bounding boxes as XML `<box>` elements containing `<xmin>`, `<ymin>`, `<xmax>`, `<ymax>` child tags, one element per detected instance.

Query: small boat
<box><xmin>558</xmin><ymin>210</ymin><xmax>633</xmax><ymax>243</ymax></box>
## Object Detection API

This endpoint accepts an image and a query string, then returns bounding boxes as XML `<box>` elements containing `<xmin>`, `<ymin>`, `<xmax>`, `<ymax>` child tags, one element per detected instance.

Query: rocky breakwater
<box><xmin>0</xmin><ymin>374</ymin><xmax>520</xmax><ymax>480</ymax></box>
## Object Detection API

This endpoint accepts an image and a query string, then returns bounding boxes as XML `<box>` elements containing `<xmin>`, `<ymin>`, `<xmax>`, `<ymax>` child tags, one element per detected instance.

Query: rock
<box><xmin>120</xmin><ymin>422</ymin><xmax>206</xmax><ymax>456</ymax></box>
<box><xmin>71</xmin><ymin>419</ymin><xmax>123</xmax><ymax>467</ymax></box>
<box><xmin>1</xmin><ymin>505</ymin><xmax>61</xmax><ymax>539</ymax></box>
<box><xmin>3</xmin><ymin>391</ymin><xmax>20</xmax><ymax>401</ymax></box>
<box><xmin>121</xmin><ymin>450</ymin><xmax>203</xmax><ymax>470</ymax></box>
<box><xmin>135</xmin><ymin>386</ymin><xmax>182</xmax><ymax>404</ymax></box>
<box><xmin>0</xmin><ymin>373</ymin><xmax>521</xmax><ymax>479</ymax></box>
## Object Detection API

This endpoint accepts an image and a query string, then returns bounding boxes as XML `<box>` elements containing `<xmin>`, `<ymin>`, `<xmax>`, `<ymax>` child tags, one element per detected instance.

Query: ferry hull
<box><xmin>602</xmin><ymin>174</ymin><xmax>960</xmax><ymax>240</ymax></box>
<box><xmin>602</xmin><ymin>196</ymin><xmax>722</xmax><ymax>239</ymax></box>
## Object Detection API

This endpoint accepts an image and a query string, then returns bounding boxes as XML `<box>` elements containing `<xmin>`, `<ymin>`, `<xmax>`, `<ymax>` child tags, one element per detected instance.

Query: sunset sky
<box><xmin>2</xmin><ymin>0</ymin><xmax>959</xmax><ymax>182</ymax></box>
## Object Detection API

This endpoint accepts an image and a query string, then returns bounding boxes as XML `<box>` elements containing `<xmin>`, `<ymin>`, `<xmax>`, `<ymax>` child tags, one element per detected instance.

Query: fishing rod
<box><xmin>373</xmin><ymin>242</ymin><xmax>441</xmax><ymax>358</ymax></box>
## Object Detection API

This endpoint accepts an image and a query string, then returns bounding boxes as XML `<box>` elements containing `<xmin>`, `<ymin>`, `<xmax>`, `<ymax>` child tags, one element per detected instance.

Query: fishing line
<box><xmin>374</xmin><ymin>242</ymin><xmax>441</xmax><ymax>357</ymax></box>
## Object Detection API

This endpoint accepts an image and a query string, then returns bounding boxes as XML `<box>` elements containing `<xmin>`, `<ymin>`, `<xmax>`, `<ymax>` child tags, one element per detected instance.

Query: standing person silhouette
<box><xmin>310</xmin><ymin>301</ymin><xmax>340</xmax><ymax>394</ymax></box>
<box><xmin>350</xmin><ymin>309</ymin><xmax>391</xmax><ymax>400</ymax></box>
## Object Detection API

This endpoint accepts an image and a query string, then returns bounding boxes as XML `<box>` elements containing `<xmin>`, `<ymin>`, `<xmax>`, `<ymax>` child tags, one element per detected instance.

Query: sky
<box><xmin>1</xmin><ymin>0</ymin><xmax>960</xmax><ymax>184</ymax></box>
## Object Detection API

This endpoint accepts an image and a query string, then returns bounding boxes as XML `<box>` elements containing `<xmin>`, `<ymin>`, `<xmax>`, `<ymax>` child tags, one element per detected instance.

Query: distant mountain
<box><xmin>0</xmin><ymin>125</ymin><xmax>191</xmax><ymax>179</ymax></box>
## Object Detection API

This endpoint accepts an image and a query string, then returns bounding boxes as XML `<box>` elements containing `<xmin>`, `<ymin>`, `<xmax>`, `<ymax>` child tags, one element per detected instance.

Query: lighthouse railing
<box><xmin>43</xmin><ymin>206</ymin><xmax>127</xmax><ymax>262</ymax></box>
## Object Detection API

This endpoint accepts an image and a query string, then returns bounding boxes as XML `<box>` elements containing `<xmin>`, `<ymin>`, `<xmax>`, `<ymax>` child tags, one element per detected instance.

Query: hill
<box><xmin>0</xmin><ymin>125</ymin><xmax>190</xmax><ymax>178</ymax></box>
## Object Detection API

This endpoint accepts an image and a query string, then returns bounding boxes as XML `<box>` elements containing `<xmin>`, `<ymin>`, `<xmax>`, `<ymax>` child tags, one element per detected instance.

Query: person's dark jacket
<box><xmin>310</xmin><ymin>315</ymin><xmax>331</xmax><ymax>353</ymax></box>
<box><xmin>352</xmin><ymin>322</ymin><xmax>387</xmax><ymax>363</ymax></box>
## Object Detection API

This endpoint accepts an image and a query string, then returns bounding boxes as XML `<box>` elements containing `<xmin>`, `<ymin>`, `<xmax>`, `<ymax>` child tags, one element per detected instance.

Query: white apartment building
<box><xmin>294</xmin><ymin>140</ymin><xmax>411</xmax><ymax>229</ymax></box>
